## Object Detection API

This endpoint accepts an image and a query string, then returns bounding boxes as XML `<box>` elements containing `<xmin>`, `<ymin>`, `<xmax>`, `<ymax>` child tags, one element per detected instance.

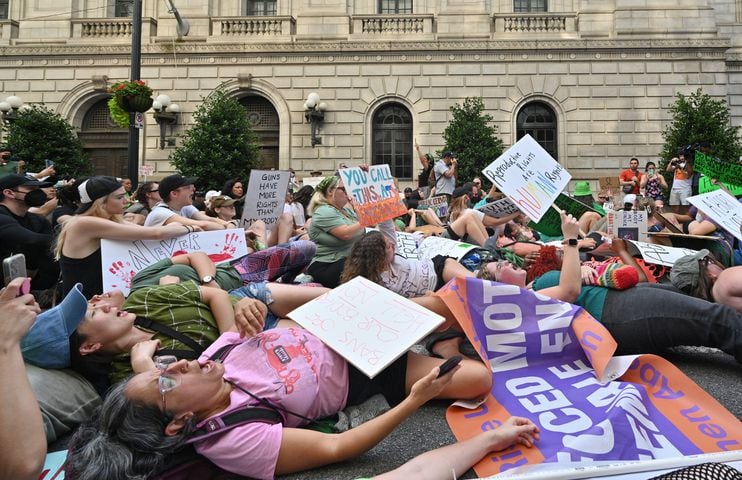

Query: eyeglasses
<box><xmin>155</xmin><ymin>355</ymin><xmax>179</xmax><ymax>412</ymax></box>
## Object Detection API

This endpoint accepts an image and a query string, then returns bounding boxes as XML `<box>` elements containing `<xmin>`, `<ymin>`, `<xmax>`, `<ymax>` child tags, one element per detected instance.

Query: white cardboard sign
<box><xmin>476</xmin><ymin>196</ymin><xmax>521</xmax><ymax>218</ymax></box>
<box><xmin>626</xmin><ymin>240</ymin><xmax>698</xmax><ymax>267</ymax></box>
<box><xmin>395</xmin><ymin>231</ymin><xmax>421</xmax><ymax>260</ymax></box>
<box><xmin>607</xmin><ymin>210</ymin><xmax>648</xmax><ymax>242</ymax></box>
<box><xmin>241</xmin><ymin>170</ymin><xmax>291</xmax><ymax>229</ymax></box>
<box><xmin>417</xmin><ymin>235</ymin><xmax>477</xmax><ymax>261</ymax></box>
<box><xmin>101</xmin><ymin>229</ymin><xmax>248</xmax><ymax>295</ymax></box>
<box><xmin>287</xmin><ymin>277</ymin><xmax>444</xmax><ymax>378</ymax></box>
<box><xmin>481</xmin><ymin>134</ymin><xmax>571</xmax><ymax>222</ymax></box>
<box><xmin>687</xmin><ymin>190</ymin><xmax>742</xmax><ymax>242</ymax></box>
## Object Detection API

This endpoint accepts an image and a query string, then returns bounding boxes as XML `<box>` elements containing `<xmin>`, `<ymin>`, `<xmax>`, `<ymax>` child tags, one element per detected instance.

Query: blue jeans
<box><xmin>229</xmin><ymin>282</ymin><xmax>279</xmax><ymax>330</ymax></box>
<box><xmin>602</xmin><ymin>283</ymin><xmax>742</xmax><ymax>362</ymax></box>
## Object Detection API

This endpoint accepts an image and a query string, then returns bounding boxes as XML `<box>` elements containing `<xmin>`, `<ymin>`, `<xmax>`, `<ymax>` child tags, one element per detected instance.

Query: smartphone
<box><xmin>3</xmin><ymin>254</ymin><xmax>27</xmax><ymax>287</ymax></box>
<box><xmin>45</xmin><ymin>159</ymin><xmax>54</xmax><ymax>168</ymax></box>
<box><xmin>437</xmin><ymin>355</ymin><xmax>463</xmax><ymax>378</ymax></box>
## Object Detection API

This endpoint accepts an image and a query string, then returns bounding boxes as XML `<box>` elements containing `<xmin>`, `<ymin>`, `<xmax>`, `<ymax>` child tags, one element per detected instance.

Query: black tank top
<box><xmin>59</xmin><ymin>248</ymin><xmax>102</xmax><ymax>299</ymax></box>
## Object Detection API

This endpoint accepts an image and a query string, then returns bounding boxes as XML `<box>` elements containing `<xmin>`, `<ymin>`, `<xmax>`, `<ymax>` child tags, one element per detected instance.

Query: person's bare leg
<box><xmin>421</xmin><ymin>209</ymin><xmax>444</xmax><ymax>227</ymax></box>
<box><xmin>411</xmin><ymin>295</ymin><xmax>461</xmax><ymax>332</ymax></box>
<box><xmin>449</xmin><ymin>211</ymin><xmax>487</xmax><ymax>246</ymax></box>
<box><xmin>267</xmin><ymin>213</ymin><xmax>295</xmax><ymax>247</ymax></box>
<box><xmin>266</xmin><ymin>283</ymin><xmax>330</xmax><ymax>317</ymax></box>
<box><xmin>579</xmin><ymin>211</ymin><xmax>601</xmax><ymax>234</ymax></box>
<box><xmin>405</xmin><ymin>351</ymin><xmax>492</xmax><ymax>400</ymax></box>
<box><xmin>441</xmin><ymin>258</ymin><xmax>475</xmax><ymax>282</ymax></box>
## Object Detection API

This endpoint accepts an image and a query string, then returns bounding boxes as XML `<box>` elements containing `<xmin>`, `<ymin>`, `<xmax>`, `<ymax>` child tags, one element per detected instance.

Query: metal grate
<box><xmin>82</xmin><ymin>99</ymin><xmax>122</xmax><ymax>130</ymax></box>
<box><xmin>240</xmin><ymin>96</ymin><xmax>279</xmax><ymax>130</ymax></box>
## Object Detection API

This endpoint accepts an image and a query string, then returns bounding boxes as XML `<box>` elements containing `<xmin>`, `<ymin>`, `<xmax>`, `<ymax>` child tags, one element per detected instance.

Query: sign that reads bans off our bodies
<box><xmin>240</xmin><ymin>170</ymin><xmax>291</xmax><ymax>229</ymax></box>
<box><xmin>340</xmin><ymin>165</ymin><xmax>407</xmax><ymax>226</ymax></box>
<box><xmin>482</xmin><ymin>134</ymin><xmax>571</xmax><ymax>222</ymax></box>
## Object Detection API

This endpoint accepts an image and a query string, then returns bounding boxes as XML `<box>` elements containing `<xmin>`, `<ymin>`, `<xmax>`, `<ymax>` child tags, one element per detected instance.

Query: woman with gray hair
<box><xmin>64</xmin><ymin>328</ymin><xmax>492</xmax><ymax>480</ymax></box>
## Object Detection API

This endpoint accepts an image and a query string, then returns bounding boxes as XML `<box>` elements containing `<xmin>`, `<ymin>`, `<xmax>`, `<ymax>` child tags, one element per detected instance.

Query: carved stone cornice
<box><xmin>0</xmin><ymin>37</ymin><xmax>731</xmax><ymax>66</ymax></box>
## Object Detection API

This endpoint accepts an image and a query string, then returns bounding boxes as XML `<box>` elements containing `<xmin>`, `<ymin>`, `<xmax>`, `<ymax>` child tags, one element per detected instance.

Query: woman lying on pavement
<box><xmin>65</xmin><ymin>327</ymin><xmax>493</xmax><ymax>480</ymax></box>
<box><xmin>73</xmin><ymin>272</ymin><xmax>329</xmax><ymax>384</ymax></box>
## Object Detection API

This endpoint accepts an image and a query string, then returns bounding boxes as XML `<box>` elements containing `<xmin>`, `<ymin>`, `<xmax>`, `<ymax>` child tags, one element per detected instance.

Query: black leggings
<box><xmin>307</xmin><ymin>258</ymin><xmax>347</xmax><ymax>288</ymax></box>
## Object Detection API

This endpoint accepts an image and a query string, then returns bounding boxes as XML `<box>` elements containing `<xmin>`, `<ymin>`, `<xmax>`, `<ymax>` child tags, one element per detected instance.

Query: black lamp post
<box><xmin>304</xmin><ymin>92</ymin><xmax>328</xmax><ymax>147</ymax></box>
<box><xmin>126</xmin><ymin>0</ymin><xmax>143</xmax><ymax>190</ymax></box>
<box><xmin>152</xmin><ymin>94</ymin><xmax>181</xmax><ymax>149</ymax></box>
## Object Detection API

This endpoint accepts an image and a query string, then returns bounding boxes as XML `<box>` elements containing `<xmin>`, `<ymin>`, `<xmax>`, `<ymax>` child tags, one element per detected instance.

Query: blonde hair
<box><xmin>54</xmin><ymin>194</ymin><xmax>124</xmax><ymax>260</ymax></box>
<box><xmin>307</xmin><ymin>176</ymin><xmax>340</xmax><ymax>216</ymax></box>
<box><xmin>448</xmin><ymin>195</ymin><xmax>470</xmax><ymax>222</ymax></box>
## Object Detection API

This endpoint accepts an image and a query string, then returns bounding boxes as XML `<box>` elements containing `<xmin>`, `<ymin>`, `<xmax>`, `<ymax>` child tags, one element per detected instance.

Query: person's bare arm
<box><xmin>536</xmin><ymin>212</ymin><xmax>581</xmax><ymax>303</ymax></box>
<box><xmin>415</xmin><ymin>140</ymin><xmax>428</xmax><ymax>168</ymax></box>
<box><xmin>170</xmin><ymin>252</ymin><xmax>219</xmax><ymax>288</ymax></box>
<box><xmin>200</xmin><ymin>286</ymin><xmax>237</xmax><ymax>334</ymax></box>
<box><xmin>275</xmin><ymin>367</ymin><xmax>454</xmax><ymax>476</ymax></box>
<box><xmin>610</xmin><ymin>238</ymin><xmax>648</xmax><ymax>283</ymax></box>
<box><xmin>442</xmin><ymin>159</ymin><xmax>457</xmax><ymax>179</ymax></box>
<box><xmin>328</xmin><ymin>222</ymin><xmax>365</xmax><ymax>241</ymax></box>
<box><xmin>163</xmin><ymin>212</ymin><xmax>225</xmax><ymax>231</ymax></box>
<box><xmin>0</xmin><ymin>278</ymin><xmax>45</xmax><ymax>480</ymax></box>
<box><xmin>68</xmin><ymin>216</ymin><xmax>200</xmax><ymax>242</ymax></box>
<box><xmin>373</xmin><ymin>417</ymin><xmax>539</xmax><ymax>480</ymax></box>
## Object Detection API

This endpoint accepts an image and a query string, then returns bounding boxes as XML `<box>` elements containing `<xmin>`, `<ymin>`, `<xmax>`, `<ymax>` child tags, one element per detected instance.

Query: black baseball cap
<box><xmin>76</xmin><ymin>176</ymin><xmax>122</xmax><ymax>213</ymax></box>
<box><xmin>159</xmin><ymin>175</ymin><xmax>198</xmax><ymax>200</ymax></box>
<box><xmin>0</xmin><ymin>174</ymin><xmax>53</xmax><ymax>190</ymax></box>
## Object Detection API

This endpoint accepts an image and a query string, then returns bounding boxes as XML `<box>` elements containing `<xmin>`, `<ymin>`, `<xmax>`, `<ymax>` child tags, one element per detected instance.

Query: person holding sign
<box><xmin>55</xmin><ymin>176</ymin><xmax>203</xmax><ymax>299</ymax></box>
<box><xmin>66</xmin><ymin>325</ymin><xmax>492</xmax><ymax>480</ymax></box>
<box><xmin>307</xmin><ymin>175</ymin><xmax>366</xmax><ymax>288</ymax></box>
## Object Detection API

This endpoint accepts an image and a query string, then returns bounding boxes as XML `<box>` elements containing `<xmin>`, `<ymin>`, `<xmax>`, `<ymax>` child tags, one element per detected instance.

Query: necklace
<box><xmin>224</xmin><ymin>379</ymin><xmax>320</xmax><ymax>426</ymax></box>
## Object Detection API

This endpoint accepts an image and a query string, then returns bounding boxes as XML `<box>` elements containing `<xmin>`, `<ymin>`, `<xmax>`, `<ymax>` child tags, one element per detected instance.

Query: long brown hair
<box><xmin>339</xmin><ymin>231</ymin><xmax>387</xmax><ymax>285</ymax></box>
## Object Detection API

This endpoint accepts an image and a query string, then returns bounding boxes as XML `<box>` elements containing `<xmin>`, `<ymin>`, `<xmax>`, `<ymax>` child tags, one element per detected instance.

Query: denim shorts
<box><xmin>228</xmin><ymin>281</ymin><xmax>279</xmax><ymax>330</ymax></box>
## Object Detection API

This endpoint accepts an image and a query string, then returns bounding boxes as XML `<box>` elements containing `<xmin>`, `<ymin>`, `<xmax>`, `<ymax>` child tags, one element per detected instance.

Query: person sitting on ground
<box><xmin>124</xmin><ymin>181</ymin><xmax>161</xmax><ymax>225</ymax></box>
<box><xmin>449</xmin><ymin>184</ymin><xmax>516</xmax><ymax>235</ymax></box>
<box><xmin>206</xmin><ymin>195</ymin><xmax>239</xmax><ymax>224</ymax></box>
<box><xmin>340</xmin><ymin>218</ymin><xmax>475</xmax><ymax>298</ymax></box>
<box><xmin>144</xmin><ymin>175</ymin><xmax>231</xmax><ymax>230</ymax></box>
<box><xmin>306</xmin><ymin>174</ymin><xmax>366</xmax><ymax>287</ymax></box>
<box><xmin>220</xmin><ymin>177</ymin><xmax>245</xmax><ymax>218</ymax></box>
<box><xmin>65</xmin><ymin>324</ymin><xmax>493</xmax><ymax>480</ymax></box>
<box><xmin>55</xmin><ymin>176</ymin><xmax>201</xmax><ymax>299</ymax></box>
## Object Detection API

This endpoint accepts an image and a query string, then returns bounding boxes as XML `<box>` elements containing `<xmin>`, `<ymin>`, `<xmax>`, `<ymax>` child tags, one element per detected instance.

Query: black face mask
<box><xmin>19</xmin><ymin>189</ymin><xmax>48</xmax><ymax>208</ymax></box>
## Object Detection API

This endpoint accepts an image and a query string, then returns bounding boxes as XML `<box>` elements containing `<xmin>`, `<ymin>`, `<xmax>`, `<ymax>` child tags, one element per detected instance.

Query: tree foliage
<box><xmin>660</xmin><ymin>89</ymin><xmax>742</xmax><ymax>176</ymax></box>
<box><xmin>442</xmin><ymin>97</ymin><xmax>504</xmax><ymax>186</ymax></box>
<box><xmin>3</xmin><ymin>104</ymin><xmax>92</xmax><ymax>178</ymax></box>
<box><xmin>170</xmin><ymin>89</ymin><xmax>260</xmax><ymax>191</ymax></box>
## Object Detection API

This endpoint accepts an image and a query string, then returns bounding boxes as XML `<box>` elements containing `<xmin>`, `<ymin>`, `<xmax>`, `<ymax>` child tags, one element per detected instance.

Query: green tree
<box><xmin>442</xmin><ymin>97</ymin><xmax>504</xmax><ymax>186</ymax></box>
<box><xmin>3</xmin><ymin>104</ymin><xmax>92</xmax><ymax>178</ymax></box>
<box><xmin>660</xmin><ymin>89</ymin><xmax>742</xmax><ymax>179</ymax></box>
<box><xmin>170</xmin><ymin>89</ymin><xmax>260</xmax><ymax>191</ymax></box>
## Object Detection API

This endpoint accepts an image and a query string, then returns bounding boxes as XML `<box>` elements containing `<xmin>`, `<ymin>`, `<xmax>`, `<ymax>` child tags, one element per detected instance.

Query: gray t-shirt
<box><xmin>433</xmin><ymin>159</ymin><xmax>456</xmax><ymax>195</ymax></box>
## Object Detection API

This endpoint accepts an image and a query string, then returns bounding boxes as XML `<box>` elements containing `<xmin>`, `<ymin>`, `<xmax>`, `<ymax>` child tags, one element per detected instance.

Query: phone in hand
<box><xmin>45</xmin><ymin>159</ymin><xmax>54</xmax><ymax>168</ymax></box>
<box><xmin>437</xmin><ymin>355</ymin><xmax>463</xmax><ymax>378</ymax></box>
<box><xmin>3</xmin><ymin>254</ymin><xmax>27</xmax><ymax>287</ymax></box>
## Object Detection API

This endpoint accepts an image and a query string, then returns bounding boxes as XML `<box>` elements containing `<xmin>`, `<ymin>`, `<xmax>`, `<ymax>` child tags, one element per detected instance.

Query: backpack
<box><xmin>150</xmin><ymin>343</ymin><xmax>283</xmax><ymax>480</ymax></box>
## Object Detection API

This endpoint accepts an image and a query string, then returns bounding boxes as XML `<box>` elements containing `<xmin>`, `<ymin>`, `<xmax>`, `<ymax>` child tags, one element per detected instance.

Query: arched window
<box><xmin>79</xmin><ymin>99</ymin><xmax>128</xmax><ymax>177</ymax></box>
<box><xmin>516</xmin><ymin>101</ymin><xmax>557</xmax><ymax>161</ymax></box>
<box><xmin>372</xmin><ymin>103</ymin><xmax>412</xmax><ymax>179</ymax></box>
<box><xmin>239</xmin><ymin>95</ymin><xmax>279</xmax><ymax>170</ymax></box>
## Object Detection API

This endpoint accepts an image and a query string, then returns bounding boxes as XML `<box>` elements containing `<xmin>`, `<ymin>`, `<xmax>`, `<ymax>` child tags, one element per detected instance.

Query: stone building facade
<box><xmin>1</xmin><ymin>0</ymin><xmax>742</xmax><ymax>190</ymax></box>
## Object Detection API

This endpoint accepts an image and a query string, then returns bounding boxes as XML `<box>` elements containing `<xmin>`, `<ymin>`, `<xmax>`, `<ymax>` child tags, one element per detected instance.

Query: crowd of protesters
<box><xmin>1</xmin><ymin>143</ymin><xmax>741</xmax><ymax>480</ymax></box>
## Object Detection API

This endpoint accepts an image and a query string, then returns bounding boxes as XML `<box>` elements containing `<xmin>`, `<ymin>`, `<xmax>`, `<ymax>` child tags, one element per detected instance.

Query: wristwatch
<box><xmin>562</xmin><ymin>238</ymin><xmax>578</xmax><ymax>247</ymax></box>
<box><xmin>201</xmin><ymin>275</ymin><xmax>214</xmax><ymax>284</ymax></box>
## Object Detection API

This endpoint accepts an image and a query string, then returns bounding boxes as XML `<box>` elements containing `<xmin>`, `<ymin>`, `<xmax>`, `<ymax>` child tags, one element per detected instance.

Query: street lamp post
<box><xmin>126</xmin><ymin>0</ymin><xmax>143</xmax><ymax>189</ymax></box>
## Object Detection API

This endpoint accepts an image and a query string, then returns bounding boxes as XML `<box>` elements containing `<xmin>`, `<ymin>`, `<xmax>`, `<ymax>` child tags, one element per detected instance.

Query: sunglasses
<box><xmin>155</xmin><ymin>355</ymin><xmax>179</xmax><ymax>412</ymax></box>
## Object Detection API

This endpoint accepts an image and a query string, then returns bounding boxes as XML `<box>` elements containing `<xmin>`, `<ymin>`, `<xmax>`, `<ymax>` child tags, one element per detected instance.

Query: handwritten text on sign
<box><xmin>241</xmin><ymin>170</ymin><xmax>290</xmax><ymax>229</ymax></box>
<box><xmin>101</xmin><ymin>229</ymin><xmax>248</xmax><ymax>295</ymax></box>
<box><xmin>340</xmin><ymin>165</ymin><xmax>407</xmax><ymax>226</ymax></box>
<box><xmin>419</xmin><ymin>195</ymin><xmax>449</xmax><ymax>218</ymax></box>
<box><xmin>687</xmin><ymin>190</ymin><xmax>742</xmax><ymax>242</ymax></box>
<box><xmin>287</xmin><ymin>277</ymin><xmax>443</xmax><ymax>378</ymax></box>
<box><xmin>482</xmin><ymin>134</ymin><xmax>571</xmax><ymax>222</ymax></box>
<box><xmin>607</xmin><ymin>210</ymin><xmax>648</xmax><ymax>242</ymax></box>
<box><xmin>476</xmin><ymin>196</ymin><xmax>521</xmax><ymax>219</ymax></box>
<box><xmin>627</xmin><ymin>240</ymin><xmax>698</xmax><ymax>267</ymax></box>
<box><xmin>417</xmin><ymin>235</ymin><xmax>477</xmax><ymax>261</ymax></box>
<box><xmin>694</xmin><ymin>151</ymin><xmax>742</xmax><ymax>187</ymax></box>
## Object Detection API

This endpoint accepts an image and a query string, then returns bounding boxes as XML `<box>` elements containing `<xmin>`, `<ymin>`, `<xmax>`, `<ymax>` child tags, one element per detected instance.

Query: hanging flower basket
<box><xmin>107</xmin><ymin>80</ymin><xmax>154</xmax><ymax>128</ymax></box>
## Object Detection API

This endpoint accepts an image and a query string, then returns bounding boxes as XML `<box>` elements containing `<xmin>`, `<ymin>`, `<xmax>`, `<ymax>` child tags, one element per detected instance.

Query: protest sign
<box><xmin>476</xmin><ymin>196</ymin><xmax>521</xmax><ymax>219</ymax></box>
<box><xmin>482</xmin><ymin>134</ymin><xmax>571</xmax><ymax>222</ymax></box>
<box><xmin>699</xmin><ymin>176</ymin><xmax>742</xmax><ymax>196</ymax></box>
<box><xmin>40</xmin><ymin>449</ymin><xmax>67</xmax><ymax>479</ymax></box>
<box><xmin>288</xmin><ymin>276</ymin><xmax>443</xmax><ymax>378</ymax></box>
<box><xmin>395</xmin><ymin>231</ymin><xmax>421</xmax><ymax>260</ymax></box>
<box><xmin>626</xmin><ymin>240</ymin><xmax>698</xmax><ymax>267</ymax></box>
<box><xmin>528</xmin><ymin>193</ymin><xmax>600</xmax><ymax>237</ymax></box>
<box><xmin>607</xmin><ymin>210</ymin><xmax>648</xmax><ymax>242</ymax></box>
<box><xmin>437</xmin><ymin>278</ymin><xmax>742</xmax><ymax>479</ymax></box>
<box><xmin>240</xmin><ymin>170</ymin><xmax>290</xmax><ymax>229</ymax></box>
<box><xmin>101</xmin><ymin>229</ymin><xmax>248</xmax><ymax>295</ymax></box>
<box><xmin>694</xmin><ymin>151</ymin><xmax>742</xmax><ymax>186</ymax></box>
<box><xmin>688</xmin><ymin>190</ymin><xmax>742</xmax><ymax>242</ymax></box>
<box><xmin>301</xmin><ymin>176</ymin><xmax>325</xmax><ymax>189</ymax></box>
<box><xmin>599</xmin><ymin>176</ymin><xmax>620</xmax><ymax>193</ymax></box>
<box><xmin>339</xmin><ymin>165</ymin><xmax>407</xmax><ymax>227</ymax></box>
<box><xmin>417</xmin><ymin>235</ymin><xmax>477</xmax><ymax>261</ymax></box>
<box><xmin>419</xmin><ymin>195</ymin><xmax>449</xmax><ymax>218</ymax></box>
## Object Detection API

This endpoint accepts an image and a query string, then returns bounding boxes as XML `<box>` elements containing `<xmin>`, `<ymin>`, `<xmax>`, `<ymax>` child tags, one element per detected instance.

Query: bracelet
<box><xmin>183</xmin><ymin>225</ymin><xmax>191</xmax><ymax>234</ymax></box>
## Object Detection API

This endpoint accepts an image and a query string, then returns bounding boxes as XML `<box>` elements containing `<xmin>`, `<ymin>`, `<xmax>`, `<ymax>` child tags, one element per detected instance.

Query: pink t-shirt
<box><xmin>194</xmin><ymin>329</ymin><xmax>349</xmax><ymax>479</ymax></box>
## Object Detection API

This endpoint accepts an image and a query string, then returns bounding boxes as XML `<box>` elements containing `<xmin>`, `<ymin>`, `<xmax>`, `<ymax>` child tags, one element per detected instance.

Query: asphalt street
<box><xmin>279</xmin><ymin>346</ymin><xmax>742</xmax><ymax>480</ymax></box>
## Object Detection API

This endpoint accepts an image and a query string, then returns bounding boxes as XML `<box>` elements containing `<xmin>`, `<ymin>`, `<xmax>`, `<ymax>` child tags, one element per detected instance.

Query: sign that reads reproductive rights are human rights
<box><xmin>482</xmin><ymin>134</ymin><xmax>571</xmax><ymax>222</ymax></box>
